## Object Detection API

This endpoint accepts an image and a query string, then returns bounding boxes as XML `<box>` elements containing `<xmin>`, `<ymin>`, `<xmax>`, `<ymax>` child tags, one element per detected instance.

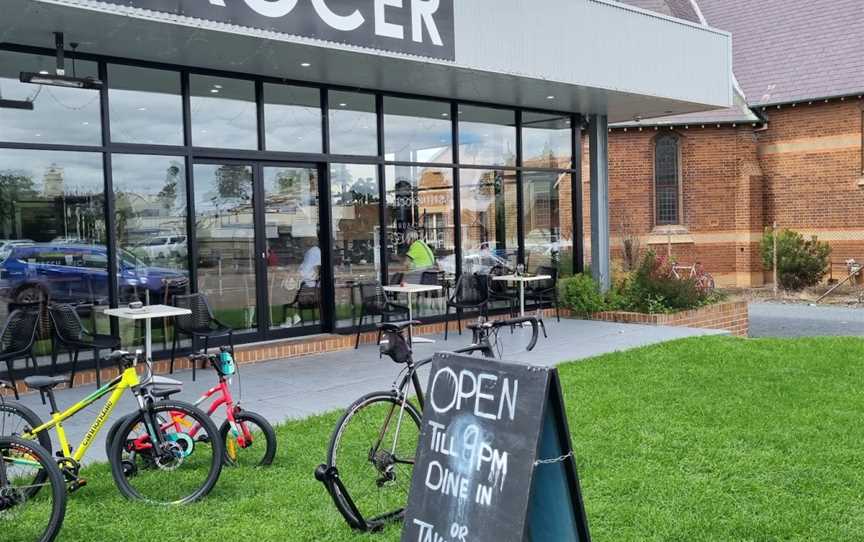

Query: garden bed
<box><xmin>590</xmin><ymin>300</ymin><xmax>749</xmax><ymax>337</ymax></box>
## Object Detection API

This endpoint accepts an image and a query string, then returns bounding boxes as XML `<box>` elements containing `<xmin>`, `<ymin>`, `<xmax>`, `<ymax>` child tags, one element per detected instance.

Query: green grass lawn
<box><xmin>12</xmin><ymin>335</ymin><xmax>864</xmax><ymax>541</ymax></box>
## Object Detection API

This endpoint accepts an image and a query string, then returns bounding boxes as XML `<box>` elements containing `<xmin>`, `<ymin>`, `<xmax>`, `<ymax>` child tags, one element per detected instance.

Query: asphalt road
<box><xmin>749</xmin><ymin>302</ymin><xmax>864</xmax><ymax>338</ymax></box>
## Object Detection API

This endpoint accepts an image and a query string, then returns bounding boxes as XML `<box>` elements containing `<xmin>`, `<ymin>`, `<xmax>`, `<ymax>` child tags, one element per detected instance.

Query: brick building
<box><xmin>592</xmin><ymin>0</ymin><xmax>864</xmax><ymax>287</ymax></box>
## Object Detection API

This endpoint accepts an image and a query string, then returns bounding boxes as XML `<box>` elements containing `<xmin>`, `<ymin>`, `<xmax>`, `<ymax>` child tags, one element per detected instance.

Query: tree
<box><xmin>761</xmin><ymin>228</ymin><xmax>831</xmax><ymax>291</ymax></box>
<box><xmin>0</xmin><ymin>172</ymin><xmax>37</xmax><ymax>238</ymax></box>
<box><xmin>157</xmin><ymin>163</ymin><xmax>182</xmax><ymax>211</ymax></box>
<box><xmin>215</xmin><ymin>164</ymin><xmax>251</xmax><ymax>201</ymax></box>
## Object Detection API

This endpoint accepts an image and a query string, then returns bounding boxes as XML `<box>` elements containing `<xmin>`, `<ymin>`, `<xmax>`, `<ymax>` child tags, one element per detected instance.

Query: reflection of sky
<box><xmin>109</xmin><ymin>65</ymin><xmax>184</xmax><ymax>146</ymax></box>
<box><xmin>0</xmin><ymin>148</ymin><xmax>103</xmax><ymax>194</ymax></box>
<box><xmin>459</xmin><ymin>122</ymin><xmax>516</xmax><ymax>167</ymax></box>
<box><xmin>112</xmin><ymin>153</ymin><xmax>186</xmax><ymax>198</ymax></box>
<box><xmin>384</xmin><ymin>113</ymin><xmax>452</xmax><ymax>162</ymax></box>
<box><xmin>522</xmin><ymin>128</ymin><xmax>571</xmax><ymax>166</ymax></box>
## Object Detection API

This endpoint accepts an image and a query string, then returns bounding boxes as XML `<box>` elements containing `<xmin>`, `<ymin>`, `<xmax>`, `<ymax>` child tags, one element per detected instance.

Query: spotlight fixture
<box><xmin>20</xmin><ymin>32</ymin><xmax>104</xmax><ymax>90</ymax></box>
<box><xmin>300</xmin><ymin>62</ymin><xmax>312</xmax><ymax>67</ymax></box>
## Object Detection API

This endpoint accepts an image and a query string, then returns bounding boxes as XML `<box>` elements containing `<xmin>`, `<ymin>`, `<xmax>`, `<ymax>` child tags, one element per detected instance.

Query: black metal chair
<box><xmin>419</xmin><ymin>270</ymin><xmax>446</xmax><ymax>312</ymax></box>
<box><xmin>282</xmin><ymin>282</ymin><xmax>321</xmax><ymax>327</ymax></box>
<box><xmin>49</xmin><ymin>304</ymin><xmax>120</xmax><ymax>388</ymax></box>
<box><xmin>354</xmin><ymin>282</ymin><xmax>410</xmax><ymax>349</ymax></box>
<box><xmin>0</xmin><ymin>309</ymin><xmax>40</xmax><ymax>399</ymax></box>
<box><xmin>170</xmin><ymin>293</ymin><xmax>234</xmax><ymax>381</ymax></box>
<box><xmin>488</xmin><ymin>264</ymin><xmax>519</xmax><ymax>316</ymax></box>
<box><xmin>526</xmin><ymin>265</ymin><xmax>561</xmax><ymax>323</ymax></box>
<box><xmin>444</xmin><ymin>273</ymin><xmax>490</xmax><ymax>340</ymax></box>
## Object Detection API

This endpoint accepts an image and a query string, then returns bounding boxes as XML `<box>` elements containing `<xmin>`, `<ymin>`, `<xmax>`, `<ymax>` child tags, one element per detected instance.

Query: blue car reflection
<box><xmin>0</xmin><ymin>243</ymin><xmax>188</xmax><ymax>305</ymax></box>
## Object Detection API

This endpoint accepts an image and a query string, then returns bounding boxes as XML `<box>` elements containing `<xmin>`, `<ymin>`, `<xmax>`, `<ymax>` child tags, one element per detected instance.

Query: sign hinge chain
<box><xmin>534</xmin><ymin>451</ymin><xmax>574</xmax><ymax>466</ymax></box>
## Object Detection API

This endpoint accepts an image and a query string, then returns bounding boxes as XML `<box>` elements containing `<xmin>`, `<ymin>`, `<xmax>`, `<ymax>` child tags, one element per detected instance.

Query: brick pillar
<box><xmin>734</xmin><ymin>127</ymin><xmax>765</xmax><ymax>287</ymax></box>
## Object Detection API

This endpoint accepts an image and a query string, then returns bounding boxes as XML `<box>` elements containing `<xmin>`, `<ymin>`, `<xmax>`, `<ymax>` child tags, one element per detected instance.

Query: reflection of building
<box><xmin>42</xmin><ymin>163</ymin><xmax>64</xmax><ymax>197</ymax></box>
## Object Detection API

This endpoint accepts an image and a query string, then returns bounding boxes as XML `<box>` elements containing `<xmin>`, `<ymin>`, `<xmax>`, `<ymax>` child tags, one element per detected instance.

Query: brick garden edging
<box><xmin>589</xmin><ymin>301</ymin><xmax>749</xmax><ymax>337</ymax></box>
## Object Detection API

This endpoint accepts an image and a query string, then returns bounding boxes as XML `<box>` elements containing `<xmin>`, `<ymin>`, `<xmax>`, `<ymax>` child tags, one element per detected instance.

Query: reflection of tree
<box><xmin>350</xmin><ymin>177</ymin><xmax>377</xmax><ymax>204</ymax></box>
<box><xmin>157</xmin><ymin>164</ymin><xmax>182</xmax><ymax>211</ymax></box>
<box><xmin>0</xmin><ymin>172</ymin><xmax>37</xmax><ymax>238</ymax></box>
<box><xmin>215</xmin><ymin>165</ymin><xmax>251</xmax><ymax>201</ymax></box>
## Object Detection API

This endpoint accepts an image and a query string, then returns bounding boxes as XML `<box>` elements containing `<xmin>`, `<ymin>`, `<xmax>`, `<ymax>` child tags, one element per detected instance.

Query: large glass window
<box><xmin>385</xmin><ymin>165</ymin><xmax>454</xmax><ymax>317</ymax></box>
<box><xmin>459</xmin><ymin>168</ymin><xmax>518</xmax><ymax>273</ymax></box>
<box><xmin>522</xmin><ymin>171</ymin><xmax>573</xmax><ymax>275</ymax></box>
<box><xmin>190</xmin><ymin>75</ymin><xmax>257</xmax><ymax>149</ymax></box>
<box><xmin>458</xmin><ymin>106</ymin><xmax>516</xmax><ymax>167</ymax></box>
<box><xmin>0</xmin><ymin>149</ymin><xmax>105</xmax><ymax>373</ymax></box>
<box><xmin>522</xmin><ymin>113</ymin><xmax>572</xmax><ymax>169</ymax></box>
<box><xmin>384</xmin><ymin>97</ymin><xmax>452</xmax><ymax>163</ymax></box>
<box><xmin>0</xmin><ymin>51</ymin><xmax>101</xmax><ymax>145</ymax></box>
<box><xmin>262</xmin><ymin>165</ymin><xmax>321</xmax><ymax>331</ymax></box>
<box><xmin>193</xmin><ymin>163</ymin><xmax>258</xmax><ymax>333</ymax></box>
<box><xmin>328</xmin><ymin>91</ymin><xmax>377</xmax><ymax>156</ymax></box>
<box><xmin>108</xmin><ymin>64</ymin><xmax>183</xmax><ymax>146</ymax></box>
<box><xmin>264</xmin><ymin>84</ymin><xmax>322</xmax><ymax>153</ymax></box>
<box><xmin>330</xmin><ymin>163</ymin><xmax>381</xmax><ymax>329</ymax></box>
<box><xmin>112</xmin><ymin>154</ymin><xmax>189</xmax><ymax>350</ymax></box>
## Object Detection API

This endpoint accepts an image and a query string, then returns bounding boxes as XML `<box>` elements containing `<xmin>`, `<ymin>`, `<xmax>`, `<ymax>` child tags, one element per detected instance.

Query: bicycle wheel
<box><xmin>0</xmin><ymin>402</ymin><xmax>52</xmax><ymax>451</ymax></box>
<box><xmin>104</xmin><ymin>413</ymin><xmax>133</xmax><ymax>459</ymax></box>
<box><xmin>108</xmin><ymin>401</ymin><xmax>224</xmax><ymax>505</ymax></box>
<box><xmin>327</xmin><ymin>392</ymin><xmax>422</xmax><ymax>529</ymax></box>
<box><xmin>219</xmin><ymin>409</ymin><xmax>277</xmax><ymax>467</ymax></box>
<box><xmin>0</xmin><ymin>437</ymin><xmax>67</xmax><ymax>542</ymax></box>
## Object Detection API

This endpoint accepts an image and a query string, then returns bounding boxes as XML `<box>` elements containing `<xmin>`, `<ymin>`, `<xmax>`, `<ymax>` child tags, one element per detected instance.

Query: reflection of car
<box><xmin>524</xmin><ymin>229</ymin><xmax>572</xmax><ymax>258</ymax></box>
<box><xmin>136</xmin><ymin>235</ymin><xmax>187</xmax><ymax>261</ymax></box>
<box><xmin>437</xmin><ymin>245</ymin><xmax>516</xmax><ymax>275</ymax></box>
<box><xmin>0</xmin><ymin>239</ymin><xmax>33</xmax><ymax>251</ymax></box>
<box><xmin>0</xmin><ymin>243</ymin><xmax>188</xmax><ymax>305</ymax></box>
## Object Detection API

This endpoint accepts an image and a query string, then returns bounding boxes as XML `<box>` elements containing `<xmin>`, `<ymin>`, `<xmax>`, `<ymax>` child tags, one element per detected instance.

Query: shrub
<box><xmin>761</xmin><ymin>228</ymin><xmax>831</xmax><ymax>291</ymax></box>
<box><xmin>626</xmin><ymin>252</ymin><xmax>708</xmax><ymax>314</ymax></box>
<box><xmin>559</xmin><ymin>274</ymin><xmax>607</xmax><ymax>315</ymax></box>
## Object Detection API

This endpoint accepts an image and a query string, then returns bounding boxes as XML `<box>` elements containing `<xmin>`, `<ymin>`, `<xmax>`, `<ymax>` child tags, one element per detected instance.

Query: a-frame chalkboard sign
<box><xmin>401</xmin><ymin>352</ymin><xmax>591</xmax><ymax>542</ymax></box>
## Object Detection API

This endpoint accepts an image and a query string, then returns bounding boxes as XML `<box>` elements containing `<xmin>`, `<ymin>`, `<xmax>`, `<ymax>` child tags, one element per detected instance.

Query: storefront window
<box><xmin>384</xmin><ymin>97</ymin><xmax>452</xmax><ymax>164</ymax></box>
<box><xmin>0</xmin><ymin>149</ymin><xmax>105</xmax><ymax>371</ymax></box>
<box><xmin>0</xmin><ymin>51</ymin><xmax>101</xmax><ymax>145</ymax></box>
<box><xmin>190</xmin><ymin>75</ymin><xmax>257</xmax><ymax>150</ymax></box>
<box><xmin>264</xmin><ymin>83</ymin><xmax>322</xmax><ymax>153</ymax></box>
<box><xmin>522</xmin><ymin>113</ymin><xmax>572</xmax><ymax>169</ymax></box>
<box><xmin>262</xmin><ymin>166</ymin><xmax>321</xmax><ymax>331</ymax></box>
<box><xmin>522</xmin><ymin>171</ymin><xmax>573</xmax><ymax>275</ymax></box>
<box><xmin>328</xmin><ymin>91</ymin><xmax>377</xmax><ymax>156</ymax></box>
<box><xmin>458</xmin><ymin>106</ymin><xmax>516</xmax><ymax>167</ymax></box>
<box><xmin>330</xmin><ymin>164</ymin><xmax>380</xmax><ymax>329</ymax></box>
<box><xmin>193</xmin><ymin>163</ymin><xmax>257</xmax><ymax>333</ymax></box>
<box><xmin>385</xmin><ymin>165</ymin><xmax>454</xmax><ymax>317</ymax></box>
<box><xmin>108</xmin><ymin>64</ymin><xmax>183</xmax><ymax>146</ymax></box>
<box><xmin>459</xmin><ymin>168</ymin><xmax>518</xmax><ymax>273</ymax></box>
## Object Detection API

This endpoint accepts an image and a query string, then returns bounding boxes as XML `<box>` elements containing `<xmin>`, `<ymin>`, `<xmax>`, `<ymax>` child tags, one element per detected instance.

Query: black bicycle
<box><xmin>1</xmin><ymin>432</ymin><xmax>67</xmax><ymax>542</ymax></box>
<box><xmin>316</xmin><ymin>315</ymin><xmax>539</xmax><ymax>531</ymax></box>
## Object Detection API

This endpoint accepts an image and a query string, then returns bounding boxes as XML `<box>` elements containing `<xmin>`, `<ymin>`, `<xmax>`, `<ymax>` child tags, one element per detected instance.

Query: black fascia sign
<box><xmin>402</xmin><ymin>353</ymin><xmax>592</xmax><ymax>542</ymax></box>
<box><xmin>100</xmin><ymin>0</ymin><xmax>455</xmax><ymax>61</ymax></box>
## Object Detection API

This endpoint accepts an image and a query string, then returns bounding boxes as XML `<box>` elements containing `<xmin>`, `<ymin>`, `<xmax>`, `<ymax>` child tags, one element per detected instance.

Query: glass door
<box><xmin>261</xmin><ymin>165</ymin><xmax>322</xmax><ymax>335</ymax></box>
<box><xmin>192</xmin><ymin>161</ymin><xmax>322</xmax><ymax>341</ymax></box>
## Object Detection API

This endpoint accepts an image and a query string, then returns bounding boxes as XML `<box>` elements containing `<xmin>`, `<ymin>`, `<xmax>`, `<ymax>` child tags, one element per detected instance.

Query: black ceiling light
<box><xmin>20</xmin><ymin>32</ymin><xmax>103</xmax><ymax>90</ymax></box>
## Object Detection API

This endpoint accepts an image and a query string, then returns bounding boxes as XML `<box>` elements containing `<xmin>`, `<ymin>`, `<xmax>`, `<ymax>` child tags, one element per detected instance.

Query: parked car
<box><xmin>0</xmin><ymin>239</ymin><xmax>33</xmax><ymax>251</ymax></box>
<box><xmin>0</xmin><ymin>243</ymin><xmax>188</xmax><ymax>306</ymax></box>
<box><xmin>135</xmin><ymin>235</ymin><xmax>187</xmax><ymax>262</ymax></box>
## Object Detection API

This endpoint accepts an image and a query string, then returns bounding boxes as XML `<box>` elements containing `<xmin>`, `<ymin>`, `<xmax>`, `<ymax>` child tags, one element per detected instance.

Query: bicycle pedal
<box><xmin>68</xmin><ymin>478</ymin><xmax>87</xmax><ymax>493</ymax></box>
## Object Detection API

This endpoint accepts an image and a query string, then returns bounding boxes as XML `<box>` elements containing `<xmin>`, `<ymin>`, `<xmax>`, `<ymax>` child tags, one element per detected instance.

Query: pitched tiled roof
<box><xmin>621</xmin><ymin>0</ymin><xmax>864</xmax><ymax>107</ymax></box>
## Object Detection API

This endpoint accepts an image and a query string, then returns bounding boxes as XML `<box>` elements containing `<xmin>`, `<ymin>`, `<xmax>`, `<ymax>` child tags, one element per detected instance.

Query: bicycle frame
<box><xmin>23</xmin><ymin>367</ymin><xmax>141</xmax><ymax>464</ymax></box>
<box><xmin>187</xmin><ymin>379</ymin><xmax>249</xmax><ymax>444</ymax></box>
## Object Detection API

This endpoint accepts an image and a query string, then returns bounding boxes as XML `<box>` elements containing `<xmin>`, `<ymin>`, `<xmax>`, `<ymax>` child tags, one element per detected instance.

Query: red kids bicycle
<box><xmin>107</xmin><ymin>347</ymin><xmax>276</xmax><ymax>467</ymax></box>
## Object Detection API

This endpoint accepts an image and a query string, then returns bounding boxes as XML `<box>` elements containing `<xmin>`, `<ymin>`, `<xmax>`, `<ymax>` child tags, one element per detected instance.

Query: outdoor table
<box><xmin>382</xmin><ymin>283</ymin><xmax>443</xmax><ymax>345</ymax></box>
<box><xmin>103</xmin><ymin>304</ymin><xmax>191</xmax><ymax>363</ymax></box>
<box><xmin>492</xmin><ymin>274</ymin><xmax>553</xmax><ymax>317</ymax></box>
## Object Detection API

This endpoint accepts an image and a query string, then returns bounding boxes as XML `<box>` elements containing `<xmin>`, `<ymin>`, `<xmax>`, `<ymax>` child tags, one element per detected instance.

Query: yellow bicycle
<box><xmin>0</xmin><ymin>351</ymin><xmax>224</xmax><ymax>504</ymax></box>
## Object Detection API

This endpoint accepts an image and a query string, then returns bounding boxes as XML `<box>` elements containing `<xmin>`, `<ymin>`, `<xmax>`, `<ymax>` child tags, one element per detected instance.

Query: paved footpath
<box><xmin>749</xmin><ymin>302</ymin><xmax>864</xmax><ymax>338</ymax></box>
<box><xmin>5</xmin><ymin>318</ymin><xmax>722</xmax><ymax>463</ymax></box>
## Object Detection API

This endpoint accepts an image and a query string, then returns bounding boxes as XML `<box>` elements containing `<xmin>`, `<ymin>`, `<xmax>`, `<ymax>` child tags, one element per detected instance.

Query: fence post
<box><xmin>773</xmin><ymin>222</ymin><xmax>778</xmax><ymax>295</ymax></box>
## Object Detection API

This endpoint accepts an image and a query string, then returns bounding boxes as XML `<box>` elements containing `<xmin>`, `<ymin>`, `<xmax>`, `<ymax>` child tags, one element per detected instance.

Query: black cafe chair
<box><xmin>444</xmin><ymin>273</ymin><xmax>490</xmax><ymax>340</ymax></box>
<box><xmin>0</xmin><ymin>309</ymin><xmax>40</xmax><ymax>399</ymax></box>
<box><xmin>526</xmin><ymin>265</ymin><xmax>561</xmax><ymax>326</ymax></box>
<box><xmin>49</xmin><ymin>303</ymin><xmax>120</xmax><ymax>388</ymax></box>
<box><xmin>170</xmin><ymin>293</ymin><xmax>234</xmax><ymax>381</ymax></box>
<box><xmin>354</xmin><ymin>282</ymin><xmax>409</xmax><ymax>349</ymax></box>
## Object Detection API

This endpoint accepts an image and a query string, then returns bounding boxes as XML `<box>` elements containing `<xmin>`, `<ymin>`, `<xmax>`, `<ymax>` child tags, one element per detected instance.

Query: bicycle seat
<box><xmin>377</xmin><ymin>320</ymin><xmax>421</xmax><ymax>333</ymax></box>
<box><xmin>23</xmin><ymin>375</ymin><xmax>69</xmax><ymax>391</ymax></box>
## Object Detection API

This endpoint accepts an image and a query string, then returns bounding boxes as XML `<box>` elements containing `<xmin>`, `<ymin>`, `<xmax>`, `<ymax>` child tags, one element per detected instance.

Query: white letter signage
<box><xmin>98</xmin><ymin>0</ymin><xmax>455</xmax><ymax>61</ymax></box>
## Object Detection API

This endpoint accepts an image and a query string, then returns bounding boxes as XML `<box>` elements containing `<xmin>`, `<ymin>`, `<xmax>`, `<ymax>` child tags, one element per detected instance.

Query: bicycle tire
<box><xmin>326</xmin><ymin>392</ymin><xmax>422</xmax><ymax>530</ymax></box>
<box><xmin>104</xmin><ymin>413</ymin><xmax>134</xmax><ymax>459</ymax></box>
<box><xmin>219</xmin><ymin>409</ymin><xmax>277</xmax><ymax>467</ymax></box>
<box><xmin>108</xmin><ymin>400</ymin><xmax>224</xmax><ymax>505</ymax></box>
<box><xmin>0</xmin><ymin>402</ymin><xmax>53</xmax><ymax>499</ymax></box>
<box><xmin>0</xmin><ymin>436</ymin><xmax>67</xmax><ymax>542</ymax></box>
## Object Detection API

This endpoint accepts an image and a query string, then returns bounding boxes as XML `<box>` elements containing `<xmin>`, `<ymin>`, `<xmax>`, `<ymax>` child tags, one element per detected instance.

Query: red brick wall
<box><xmin>581</xmin><ymin>98</ymin><xmax>864</xmax><ymax>288</ymax></box>
<box><xmin>591</xmin><ymin>301</ymin><xmax>749</xmax><ymax>337</ymax></box>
